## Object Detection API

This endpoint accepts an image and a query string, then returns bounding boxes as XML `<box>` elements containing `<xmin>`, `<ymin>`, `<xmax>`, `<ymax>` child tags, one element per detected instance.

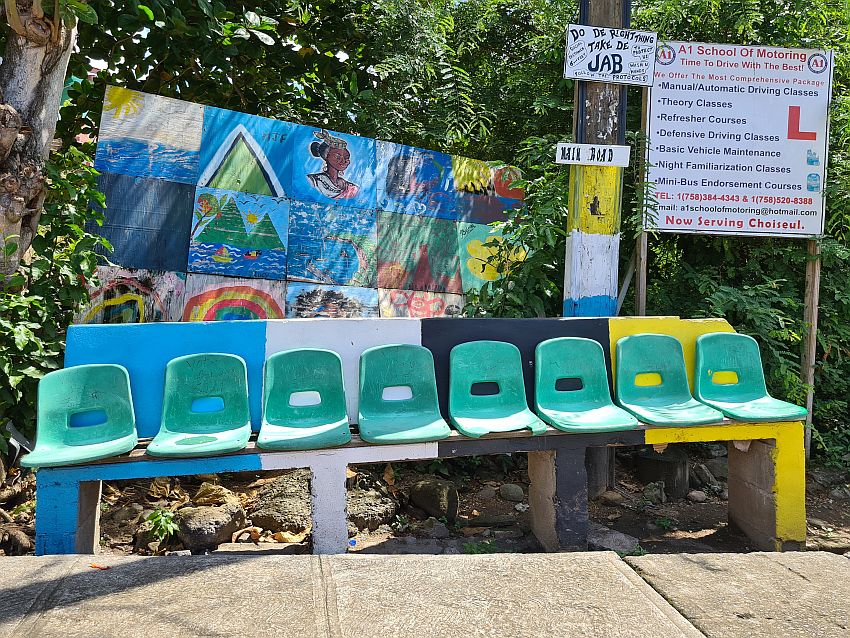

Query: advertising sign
<box><xmin>646</xmin><ymin>42</ymin><xmax>834</xmax><ymax>237</ymax></box>
<box><xmin>555</xmin><ymin>143</ymin><xmax>631</xmax><ymax>167</ymax></box>
<box><xmin>564</xmin><ymin>25</ymin><xmax>658</xmax><ymax>86</ymax></box>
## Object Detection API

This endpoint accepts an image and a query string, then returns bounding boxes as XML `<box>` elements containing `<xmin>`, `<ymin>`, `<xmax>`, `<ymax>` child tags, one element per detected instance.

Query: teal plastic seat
<box><xmin>358</xmin><ymin>344</ymin><xmax>451</xmax><ymax>444</ymax></box>
<box><xmin>695</xmin><ymin>332</ymin><xmax>808</xmax><ymax>421</ymax></box>
<box><xmin>147</xmin><ymin>353</ymin><xmax>251</xmax><ymax>458</ymax></box>
<box><xmin>616</xmin><ymin>334</ymin><xmax>724</xmax><ymax>427</ymax></box>
<box><xmin>449</xmin><ymin>340</ymin><xmax>547</xmax><ymax>438</ymax></box>
<box><xmin>258</xmin><ymin>349</ymin><xmax>351</xmax><ymax>450</ymax></box>
<box><xmin>535</xmin><ymin>337</ymin><xmax>638</xmax><ymax>432</ymax></box>
<box><xmin>21</xmin><ymin>364</ymin><xmax>138</xmax><ymax>468</ymax></box>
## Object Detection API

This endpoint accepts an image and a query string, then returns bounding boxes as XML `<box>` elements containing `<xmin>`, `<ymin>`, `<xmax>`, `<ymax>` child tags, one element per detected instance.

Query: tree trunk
<box><xmin>0</xmin><ymin>2</ymin><xmax>77</xmax><ymax>275</ymax></box>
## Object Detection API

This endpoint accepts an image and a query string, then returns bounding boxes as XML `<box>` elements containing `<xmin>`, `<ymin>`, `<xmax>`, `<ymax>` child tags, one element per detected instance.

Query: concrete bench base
<box><xmin>34</xmin><ymin>422</ymin><xmax>805</xmax><ymax>555</ymax></box>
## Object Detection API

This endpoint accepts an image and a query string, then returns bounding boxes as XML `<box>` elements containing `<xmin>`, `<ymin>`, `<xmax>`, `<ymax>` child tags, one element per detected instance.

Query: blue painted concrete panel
<box><xmin>376</xmin><ymin>141</ymin><xmax>456</xmax><ymax>219</ymax></box>
<box><xmin>65</xmin><ymin>322</ymin><xmax>267</xmax><ymax>437</ymax></box>
<box><xmin>563</xmin><ymin>295</ymin><xmax>618</xmax><ymax>317</ymax></box>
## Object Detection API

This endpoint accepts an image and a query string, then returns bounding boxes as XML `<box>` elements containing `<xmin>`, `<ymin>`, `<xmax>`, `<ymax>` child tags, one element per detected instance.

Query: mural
<box><xmin>287</xmin><ymin>202</ymin><xmax>376</xmax><ymax>287</ymax></box>
<box><xmin>75</xmin><ymin>266</ymin><xmax>186</xmax><ymax>324</ymax></box>
<box><xmin>197</xmin><ymin>106</ymin><xmax>290</xmax><ymax>197</ymax></box>
<box><xmin>377</xmin><ymin>212</ymin><xmax>463</xmax><ymax>294</ymax></box>
<box><xmin>285</xmin><ymin>125</ymin><xmax>376</xmax><ymax>210</ymax></box>
<box><xmin>91</xmin><ymin>172</ymin><xmax>194</xmax><ymax>272</ymax></box>
<box><xmin>457</xmin><ymin>222</ymin><xmax>526</xmax><ymax>292</ymax></box>
<box><xmin>182</xmin><ymin>274</ymin><xmax>286</xmax><ymax>321</ymax></box>
<box><xmin>187</xmin><ymin>188</ymin><xmax>289</xmax><ymax>280</ymax></box>
<box><xmin>378</xmin><ymin>289</ymin><xmax>464</xmax><ymax>318</ymax></box>
<box><xmin>286</xmin><ymin>283</ymin><xmax>379</xmax><ymax>318</ymax></box>
<box><xmin>376</xmin><ymin>141</ymin><xmax>456</xmax><ymax>219</ymax></box>
<box><xmin>453</xmin><ymin>157</ymin><xmax>525</xmax><ymax>224</ymax></box>
<box><xmin>95</xmin><ymin>86</ymin><xmax>203</xmax><ymax>184</ymax></box>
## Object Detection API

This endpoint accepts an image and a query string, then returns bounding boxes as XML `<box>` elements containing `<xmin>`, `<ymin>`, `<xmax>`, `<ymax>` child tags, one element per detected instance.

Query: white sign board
<box><xmin>564</xmin><ymin>25</ymin><xmax>658</xmax><ymax>86</ymax></box>
<box><xmin>646</xmin><ymin>42</ymin><xmax>833</xmax><ymax>238</ymax></box>
<box><xmin>556</xmin><ymin>143</ymin><xmax>631</xmax><ymax>167</ymax></box>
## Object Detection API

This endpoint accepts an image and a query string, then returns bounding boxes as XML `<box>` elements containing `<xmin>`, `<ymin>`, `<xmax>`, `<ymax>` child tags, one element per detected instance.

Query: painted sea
<box><xmin>95</xmin><ymin>138</ymin><xmax>200</xmax><ymax>184</ymax></box>
<box><xmin>188</xmin><ymin>242</ymin><xmax>287</xmax><ymax>280</ymax></box>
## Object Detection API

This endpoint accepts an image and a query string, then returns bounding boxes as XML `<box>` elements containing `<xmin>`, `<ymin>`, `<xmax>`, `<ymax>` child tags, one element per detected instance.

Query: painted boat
<box><xmin>212</xmin><ymin>246</ymin><xmax>234</xmax><ymax>263</ymax></box>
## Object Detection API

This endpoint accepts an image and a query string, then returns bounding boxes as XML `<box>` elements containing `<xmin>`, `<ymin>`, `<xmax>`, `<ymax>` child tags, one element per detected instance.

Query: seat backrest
<box><xmin>37</xmin><ymin>364</ymin><xmax>136</xmax><ymax>447</ymax></box>
<box><xmin>695</xmin><ymin>332</ymin><xmax>769</xmax><ymax>403</ymax></box>
<box><xmin>359</xmin><ymin>344</ymin><xmax>442</xmax><ymax>419</ymax></box>
<box><xmin>264</xmin><ymin>349</ymin><xmax>347</xmax><ymax>425</ymax></box>
<box><xmin>616</xmin><ymin>334</ymin><xmax>693</xmax><ymax>405</ymax></box>
<box><xmin>450</xmin><ymin>340</ymin><xmax>528</xmax><ymax>414</ymax></box>
<box><xmin>161</xmin><ymin>353</ymin><xmax>250</xmax><ymax>433</ymax></box>
<box><xmin>535</xmin><ymin>337</ymin><xmax>612</xmax><ymax>411</ymax></box>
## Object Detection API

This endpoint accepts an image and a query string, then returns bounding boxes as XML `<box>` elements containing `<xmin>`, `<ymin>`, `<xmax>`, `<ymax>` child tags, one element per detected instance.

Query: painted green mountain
<box><xmin>246</xmin><ymin>214</ymin><xmax>285</xmax><ymax>250</ymax></box>
<box><xmin>206</xmin><ymin>132</ymin><xmax>275</xmax><ymax>196</ymax></box>
<box><xmin>195</xmin><ymin>196</ymin><xmax>249</xmax><ymax>245</ymax></box>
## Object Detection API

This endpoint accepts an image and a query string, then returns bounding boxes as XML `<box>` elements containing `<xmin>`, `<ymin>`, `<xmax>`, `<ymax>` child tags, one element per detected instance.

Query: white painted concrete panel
<box><xmin>563</xmin><ymin>230</ymin><xmax>620</xmax><ymax>299</ymax></box>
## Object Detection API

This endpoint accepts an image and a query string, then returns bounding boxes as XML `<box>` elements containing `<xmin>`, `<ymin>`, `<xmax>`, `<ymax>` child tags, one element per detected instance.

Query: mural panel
<box><xmin>91</xmin><ymin>172</ymin><xmax>194</xmax><ymax>272</ymax></box>
<box><xmin>75</xmin><ymin>266</ymin><xmax>186</xmax><ymax>324</ymax></box>
<box><xmin>453</xmin><ymin>157</ymin><xmax>525</xmax><ymax>224</ymax></box>
<box><xmin>187</xmin><ymin>188</ymin><xmax>288</xmax><ymax>280</ymax></box>
<box><xmin>285</xmin><ymin>282</ymin><xmax>379</xmax><ymax>318</ymax></box>
<box><xmin>95</xmin><ymin>86</ymin><xmax>203</xmax><ymax>184</ymax></box>
<box><xmin>457</xmin><ymin>222</ymin><xmax>527</xmax><ymax>292</ymax></box>
<box><xmin>285</xmin><ymin>124</ymin><xmax>376</xmax><ymax>210</ymax></box>
<box><xmin>378</xmin><ymin>289</ymin><xmax>464</xmax><ymax>318</ymax></box>
<box><xmin>182</xmin><ymin>274</ymin><xmax>286</xmax><ymax>321</ymax></box>
<box><xmin>197</xmin><ymin>106</ymin><xmax>291</xmax><ymax>197</ymax></box>
<box><xmin>287</xmin><ymin>202</ymin><xmax>376</xmax><ymax>287</ymax></box>
<box><xmin>377</xmin><ymin>212</ymin><xmax>462</xmax><ymax>294</ymax></box>
<box><xmin>376</xmin><ymin>141</ymin><xmax>456</xmax><ymax>219</ymax></box>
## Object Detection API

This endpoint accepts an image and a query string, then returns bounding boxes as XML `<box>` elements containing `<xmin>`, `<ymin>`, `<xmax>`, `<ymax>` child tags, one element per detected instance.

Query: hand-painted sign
<box><xmin>646</xmin><ymin>43</ymin><xmax>834</xmax><ymax>237</ymax></box>
<box><xmin>555</xmin><ymin>143</ymin><xmax>631</xmax><ymax>167</ymax></box>
<box><xmin>564</xmin><ymin>25</ymin><xmax>657</xmax><ymax>86</ymax></box>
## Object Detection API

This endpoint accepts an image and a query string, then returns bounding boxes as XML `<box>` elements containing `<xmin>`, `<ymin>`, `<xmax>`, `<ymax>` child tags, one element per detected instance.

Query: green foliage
<box><xmin>0</xmin><ymin>146</ymin><xmax>107</xmax><ymax>442</ymax></box>
<box><xmin>145</xmin><ymin>507</ymin><xmax>180</xmax><ymax>542</ymax></box>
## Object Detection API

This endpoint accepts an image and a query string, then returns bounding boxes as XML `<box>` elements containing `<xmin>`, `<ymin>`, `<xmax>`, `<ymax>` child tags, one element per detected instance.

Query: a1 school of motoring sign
<box><xmin>645</xmin><ymin>42</ymin><xmax>834</xmax><ymax>238</ymax></box>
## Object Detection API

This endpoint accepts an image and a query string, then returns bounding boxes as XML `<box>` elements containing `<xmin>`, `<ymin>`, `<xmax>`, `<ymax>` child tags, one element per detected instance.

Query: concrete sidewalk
<box><xmin>1</xmin><ymin>551</ymin><xmax>847</xmax><ymax>638</ymax></box>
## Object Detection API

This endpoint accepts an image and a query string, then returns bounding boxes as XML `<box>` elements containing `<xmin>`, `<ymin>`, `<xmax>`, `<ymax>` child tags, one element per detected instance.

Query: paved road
<box><xmin>1</xmin><ymin>551</ymin><xmax>847</xmax><ymax>637</ymax></box>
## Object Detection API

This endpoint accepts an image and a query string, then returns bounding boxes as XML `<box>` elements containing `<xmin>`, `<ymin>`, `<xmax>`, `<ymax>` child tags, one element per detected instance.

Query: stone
<box><xmin>691</xmin><ymin>463</ymin><xmax>718</xmax><ymax>488</ymax></box>
<box><xmin>704</xmin><ymin>457</ymin><xmax>728</xmax><ymax>480</ymax></box>
<box><xmin>587</xmin><ymin>522</ymin><xmax>640</xmax><ymax>554</ymax></box>
<box><xmin>476</xmin><ymin>486</ymin><xmax>497</xmax><ymax>500</ymax></box>
<box><xmin>347</xmin><ymin>488</ymin><xmax>397</xmax><ymax>531</ymax></box>
<box><xmin>687</xmin><ymin>490</ymin><xmax>707</xmax><ymax>503</ymax></box>
<box><xmin>421</xmin><ymin>517</ymin><xmax>451</xmax><ymax>539</ymax></box>
<box><xmin>599</xmin><ymin>490</ymin><xmax>624</xmax><ymax>506</ymax></box>
<box><xmin>409</xmin><ymin>478</ymin><xmax>458</xmax><ymax>522</ymax></box>
<box><xmin>643</xmin><ymin>481</ymin><xmax>666</xmax><ymax>504</ymax></box>
<box><xmin>499</xmin><ymin>483</ymin><xmax>525</xmax><ymax>502</ymax></box>
<box><xmin>720</xmin><ymin>488</ymin><xmax>729</xmax><ymax>500</ymax></box>
<box><xmin>635</xmin><ymin>447</ymin><xmax>689</xmax><ymax>499</ymax></box>
<box><xmin>705</xmin><ymin>443</ymin><xmax>728</xmax><ymax>458</ymax></box>
<box><xmin>134</xmin><ymin>519</ymin><xmax>159</xmax><ymax>553</ymax></box>
<box><xmin>249</xmin><ymin>470</ymin><xmax>312</xmax><ymax>533</ymax></box>
<box><xmin>165</xmin><ymin>550</ymin><xmax>191</xmax><ymax>556</ymax></box>
<box><xmin>467</xmin><ymin>514</ymin><xmax>517</xmax><ymax>528</ymax></box>
<box><xmin>514</xmin><ymin>503</ymin><xmax>529</xmax><ymax>512</ymax></box>
<box><xmin>829</xmin><ymin>485</ymin><xmax>850</xmax><ymax>501</ymax></box>
<box><xmin>106</xmin><ymin>503</ymin><xmax>144</xmax><ymax>525</ymax></box>
<box><xmin>176</xmin><ymin>486</ymin><xmax>246</xmax><ymax>552</ymax></box>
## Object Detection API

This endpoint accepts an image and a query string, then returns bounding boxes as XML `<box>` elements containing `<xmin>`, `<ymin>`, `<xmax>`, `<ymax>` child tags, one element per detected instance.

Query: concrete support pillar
<box><xmin>310</xmin><ymin>462</ymin><xmax>350</xmax><ymax>554</ymax></box>
<box><xmin>528</xmin><ymin>446</ymin><xmax>588</xmax><ymax>551</ymax></box>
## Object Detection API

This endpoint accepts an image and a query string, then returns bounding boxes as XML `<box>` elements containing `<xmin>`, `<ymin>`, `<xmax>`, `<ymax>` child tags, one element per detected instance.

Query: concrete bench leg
<box><xmin>309</xmin><ymin>461</ymin><xmax>350</xmax><ymax>554</ymax></box>
<box><xmin>35</xmin><ymin>471</ymin><xmax>102</xmax><ymax>555</ymax></box>
<box><xmin>528</xmin><ymin>445</ymin><xmax>588</xmax><ymax>551</ymax></box>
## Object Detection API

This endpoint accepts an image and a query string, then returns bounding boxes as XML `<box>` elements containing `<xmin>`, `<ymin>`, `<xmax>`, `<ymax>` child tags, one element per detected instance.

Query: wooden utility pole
<box><xmin>801</xmin><ymin>239</ymin><xmax>821</xmax><ymax>458</ymax></box>
<box><xmin>563</xmin><ymin>0</ymin><xmax>630</xmax><ymax>496</ymax></box>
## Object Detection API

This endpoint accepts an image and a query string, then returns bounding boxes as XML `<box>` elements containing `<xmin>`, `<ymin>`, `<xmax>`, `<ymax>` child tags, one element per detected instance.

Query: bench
<box><xmin>30</xmin><ymin>316</ymin><xmax>807</xmax><ymax>554</ymax></box>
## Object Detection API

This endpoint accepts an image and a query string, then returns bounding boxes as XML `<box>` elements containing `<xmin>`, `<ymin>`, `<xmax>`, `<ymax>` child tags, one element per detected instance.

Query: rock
<box><xmin>499</xmin><ymin>483</ymin><xmax>524</xmax><ymax>502</ymax></box>
<box><xmin>720</xmin><ymin>488</ymin><xmax>728</xmax><ymax>500</ymax></box>
<box><xmin>705</xmin><ymin>443</ymin><xmax>728</xmax><ymax>458</ymax></box>
<box><xmin>808</xmin><ymin>517</ymin><xmax>833</xmax><ymax>530</ymax></box>
<box><xmin>146</xmin><ymin>541</ymin><xmax>161</xmax><ymax>554</ymax></box>
<box><xmin>829</xmin><ymin>485</ymin><xmax>850</xmax><ymax>501</ymax></box>
<box><xmin>165</xmin><ymin>549</ymin><xmax>191</xmax><ymax>556</ymax></box>
<box><xmin>176</xmin><ymin>485</ymin><xmax>246</xmax><ymax>552</ymax></box>
<box><xmin>687</xmin><ymin>490</ymin><xmax>707</xmax><ymax>503</ymax></box>
<box><xmin>467</xmin><ymin>514</ymin><xmax>517</xmax><ymax>528</ymax></box>
<box><xmin>643</xmin><ymin>481</ymin><xmax>666</xmax><ymax>504</ymax></box>
<box><xmin>599</xmin><ymin>490</ymin><xmax>624</xmax><ymax>506</ymax></box>
<box><xmin>691</xmin><ymin>463</ymin><xmax>718</xmax><ymax>488</ymax></box>
<box><xmin>476</xmin><ymin>486</ymin><xmax>497</xmax><ymax>501</ymax></box>
<box><xmin>514</xmin><ymin>502</ymin><xmax>529</xmax><ymax>512</ymax></box>
<box><xmin>635</xmin><ymin>447</ymin><xmax>689</xmax><ymax>499</ymax></box>
<box><xmin>421</xmin><ymin>517</ymin><xmax>451</xmax><ymax>539</ymax></box>
<box><xmin>809</xmin><ymin>467</ymin><xmax>846</xmax><ymax>487</ymax></box>
<box><xmin>134</xmin><ymin>519</ymin><xmax>159</xmax><ymax>553</ymax></box>
<box><xmin>249</xmin><ymin>470</ymin><xmax>312</xmax><ymax>533</ymax></box>
<box><xmin>704</xmin><ymin>457</ymin><xmax>728</xmax><ymax>480</ymax></box>
<box><xmin>587</xmin><ymin>522</ymin><xmax>640</xmax><ymax>554</ymax></box>
<box><xmin>106</xmin><ymin>503</ymin><xmax>144</xmax><ymax>525</ymax></box>
<box><xmin>348</xmin><ymin>488</ymin><xmax>397</xmax><ymax>531</ymax></box>
<box><xmin>492</xmin><ymin>527</ymin><xmax>524</xmax><ymax>540</ymax></box>
<box><xmin>409</xmin><ymin>478</ymin><xmax>458</xmax><ymax>522</ymax></box>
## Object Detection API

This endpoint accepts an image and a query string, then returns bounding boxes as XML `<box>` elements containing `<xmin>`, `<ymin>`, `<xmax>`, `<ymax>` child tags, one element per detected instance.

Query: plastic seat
<box><xmin>358</xmin><ymin>344</ymin><xmax>451</xmax><ymax>444</ymax></box>
<box><xmin>258</xmin><ymin>349</ymin><xmax>351</xmax><ymax>450</ymax></box>
<box><xmin>535</xmin><ymin>337</ymin><xmax>638</xmax><ymax>433</ymax></box>
<box><xmin>147</xmin><ymin>353</ymin><xmax>251</xmax><ymax>457</ymax></box>
<box><xmin>21</xmin><ymin>364</ymin><xmax>138</xmax><ymax>468</ymax></box>
<box><xmin>449</xmin><ymin>340</ymin><xmax>547</xmax><ymax>438</ymax></box>
<box><xmin>616</xmin><ymin>334</ymin><xmax>724</xmax><ymax>426</ymax></box>
<box><xmin>695</xmin><ymin>332</ymin><xmax>807</xmax><ymax>421</ymax></box>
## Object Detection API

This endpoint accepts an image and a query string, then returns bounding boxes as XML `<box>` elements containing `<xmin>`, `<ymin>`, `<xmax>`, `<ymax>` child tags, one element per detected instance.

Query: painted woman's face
<box><xmin>326</xmin><ymin>147</ymin><xmax>351</xmax><ymax>172</ymax></box>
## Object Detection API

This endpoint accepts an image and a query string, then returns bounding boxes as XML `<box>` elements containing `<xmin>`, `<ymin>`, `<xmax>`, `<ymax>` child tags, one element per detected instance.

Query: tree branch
<box><xmin>4</xmin><ymin>0</ymin><xmax>27</xmax><ymax>36</ymax></box>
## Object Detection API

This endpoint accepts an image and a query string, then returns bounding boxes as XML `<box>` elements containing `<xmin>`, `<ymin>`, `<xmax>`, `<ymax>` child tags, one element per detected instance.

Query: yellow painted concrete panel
<box><xmin>608</xmin><ymin>317</ymin><xmax>735</xmax><ymax>390</ymax></box>
<box><xmin>644</xmin><ymin>422</ymin><xmax>791</xmax><ymax>445</ymax></box>
<box><xmin>568</xmin><ymin>165</ymin><xmax>622</xmax><ymax>235</ymax></box>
